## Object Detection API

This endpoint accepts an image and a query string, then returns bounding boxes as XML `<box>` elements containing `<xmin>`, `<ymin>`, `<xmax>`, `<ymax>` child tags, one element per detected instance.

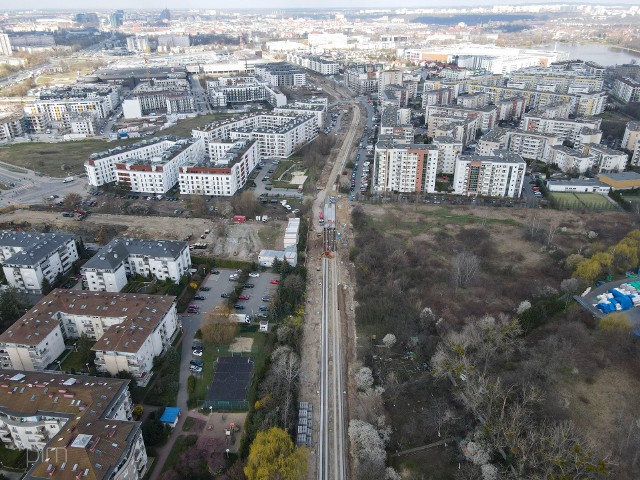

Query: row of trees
<box><xmin>573</xmin><ymin>229</ymin><xmax>640</xmax><ymax>285</ymax></box>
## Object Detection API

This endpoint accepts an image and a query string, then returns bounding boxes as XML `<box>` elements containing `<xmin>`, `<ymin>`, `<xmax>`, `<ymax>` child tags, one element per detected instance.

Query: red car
<box><xmin>270</xmin><ymin>279</ymin><xmax>280</xmax><ymax>285</ymax></box>
<box><xmin>238</xmin><ymin>295</ymin><xmax>250</xmax><ymax>300</ymax></box>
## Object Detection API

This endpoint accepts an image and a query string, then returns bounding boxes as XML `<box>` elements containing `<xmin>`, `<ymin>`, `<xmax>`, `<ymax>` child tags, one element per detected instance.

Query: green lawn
<box><xmin>0</xmin><ymin>443</ymin><xmax>27</xmax><ymax>470</ymax></box>
<box><xmin>0</xmin><ymin>138</ymin><xmax>139</xmax><ymax>178</ymax></box>
<box><xmin>59</xmin><ymin>350</ymin><xmax>87</xmax><ymax>374</ymax></box>
<box><xmin>551</xmin><ymin>192</ymin><xmax>614</xmax><ymax>210</ymax></box>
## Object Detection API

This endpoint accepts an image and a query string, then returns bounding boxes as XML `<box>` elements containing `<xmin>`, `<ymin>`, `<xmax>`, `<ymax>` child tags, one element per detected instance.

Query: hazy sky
<box><xmin>7</xmin><ymin>0</ymin><xmax>635</xmax><ymax>10</ymax></box>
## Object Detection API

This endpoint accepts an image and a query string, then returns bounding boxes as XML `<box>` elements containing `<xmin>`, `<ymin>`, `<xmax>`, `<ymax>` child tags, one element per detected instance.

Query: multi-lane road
<box><xmin>0</xmin><ymin>164</ymin><xmax>87</xmax><ymax>207</ymax></box>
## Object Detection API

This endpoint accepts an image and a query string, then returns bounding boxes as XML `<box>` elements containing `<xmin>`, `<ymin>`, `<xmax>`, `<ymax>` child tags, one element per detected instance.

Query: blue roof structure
<box><xmin>160</xmin><ymin>407</ymin><xmax>181</xmax><ymax>424</ymax></box>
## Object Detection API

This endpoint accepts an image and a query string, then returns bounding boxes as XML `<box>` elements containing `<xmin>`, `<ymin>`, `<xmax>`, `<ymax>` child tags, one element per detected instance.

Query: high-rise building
<box><xmin>110</xmin><ymin>9</ymin><xmax>125</xmax><ymax>27</ymax></box>
<box><xmin>0</xmin><ymin>33</ymin><xmax>12</xmax><ymax>56</ymax></box>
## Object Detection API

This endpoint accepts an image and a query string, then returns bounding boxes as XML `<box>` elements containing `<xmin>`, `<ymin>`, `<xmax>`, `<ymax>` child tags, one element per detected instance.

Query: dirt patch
<box><xmin>197</xmin><ymin>411</ymin><xmax>248</xmax><ymax>453</ymax></box>
<box><xmin>228</xmin><ymin>337</ymin><xmax>253</xmax><ymax>353</ymax></box>
<box><xmin>2</xmin><ymin>209</ymin><xmax>282</xmax><ymax>261</ymax></box>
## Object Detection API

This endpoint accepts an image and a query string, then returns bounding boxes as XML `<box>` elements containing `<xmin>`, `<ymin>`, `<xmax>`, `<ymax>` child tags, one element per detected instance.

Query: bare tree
<box><xmin>524</xmin><ymin>211</ymin><xmax>542</xmax><ymax>240</ymax></box>
<box><xmin>451</xmin><ymin>250</ymin><xmax>480</xmax><ymax>289</ymax></box>
<box><xmin>63</xmin><ymin>192</ymin><xmax>82</xmax><ymax>210</ymax></box>
<box><xmin>545</xmin><ymin>221</ymin><xmax>560</xmax><ymax>248</ymax></box>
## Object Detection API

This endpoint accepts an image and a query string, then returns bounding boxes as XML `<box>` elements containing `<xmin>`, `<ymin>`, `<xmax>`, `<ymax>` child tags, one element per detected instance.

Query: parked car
<box><xmin>261</xmin><ymin>296</ymin><xmax>272</xmax><ymax>302</ymax></box>
<box><xmin>221</xmin><ymin>293</ymin><xmax>231</xmax><ymax>298</ymax></box>
<box><xmin>211</xmin><ymin>270</ymin><xmax>220</xmax><ymax>275</ymax></box>
<box><xmin>257</xmin><ymin>313</ymin><xmax>269</xmax><ymax>319</ymax></box>
<box><xmin>238</xmin><ymin>295</ymin><xmax>250</xmax><ymax>300</ymax></box>
<box><xmin>190</xmin><ymin>360</ymin><xmax>204</xmax><ymax>367</ymax></box>
<box><xmin>243</xmin><ymin>283</ymin><xmax>254</xmax><ymax>288</ymax></box>
<box><xmin>193</xmin><ymin>295</ymin><xmax>205</xmax><ymax>300</ymax></box>
<box><xmin>189</xmin><ymin>365</ymin><xmax>203</xmax><ymax>373</ymax></box>
<box><xmin>200</xmin><ymin>287</ymin><xmax>211</xmax><ymax>291</ymax></box>
<box><xmin>192</xmin><ymin>349</ymin><xmax>203</xmax><ymax>357</ymax></box>
<box><xmin>270</xmin><ymin>279</ymin><xmax>280</xmax><ymax>285</ymax></box>
<box><xmin>249</xmin><ymin>272</ymin><xmax>260</xmax><ymax>278</ymax></box>
<box><xmin>259</xmin><ymin>306</ymin><xmax>269</xmax><ymax>312</ymax></box>
<box><xmin>234</xmin><ymin>304</ymin><xmax>245</xmax><ymax>310</ymax></box>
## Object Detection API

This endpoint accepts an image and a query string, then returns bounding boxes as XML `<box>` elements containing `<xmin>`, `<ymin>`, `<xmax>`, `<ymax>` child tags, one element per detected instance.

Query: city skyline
<box><xmin>4</xmin><ymin>0</ymin><xmax>638</xmax><ymax>10</ymax></box>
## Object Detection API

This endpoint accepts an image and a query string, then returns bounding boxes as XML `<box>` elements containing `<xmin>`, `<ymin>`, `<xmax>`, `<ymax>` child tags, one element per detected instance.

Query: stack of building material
<box><xmin>284</xmin><ymin>218</ymin><xmax>301</xmax><ymax>248</ymax></box>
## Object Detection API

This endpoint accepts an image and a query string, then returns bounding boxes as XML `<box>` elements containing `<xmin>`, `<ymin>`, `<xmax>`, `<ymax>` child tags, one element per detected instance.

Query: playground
<box><xmin>576</xmin><ymin>276</ymin><xmax>640</xmax><ymax>330</ymax></box>
<box><xmin>550</xmin><ymin>192</ymin><xmax>616</xmax><ymax>210</ymax></box>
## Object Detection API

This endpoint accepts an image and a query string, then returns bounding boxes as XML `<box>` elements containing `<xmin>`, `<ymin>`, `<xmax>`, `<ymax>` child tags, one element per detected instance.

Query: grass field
<box><xmin>551</xmin><ymin>192</ymin><xmax>615</xmax><ymax>210</ymax></box>
<box><xmin>159</xmin><ymin>113</ymin><xmax>236</xmax><ymax>137</ymax></box>
<box><xmin>0</xmin><ymin>138</ymin><xmax>139</xmax><ymax>177</ymax></box>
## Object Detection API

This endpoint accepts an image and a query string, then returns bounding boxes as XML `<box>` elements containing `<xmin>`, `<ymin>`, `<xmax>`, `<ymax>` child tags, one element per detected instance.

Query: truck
<box><xmin>233</xmin><ymin>215</ymin><xmax>246</xmax><ymax>223</ymax></box>
<box><xmin>63</xmin><ymin>177</ymin><xmax>74</xmax><ymax>183</ymax></box>
<box><xmin>319</xmin><ymin>211</ymin><xmax>324</xmax><ymax>226</ymax></box>
<box><xmin>229</xmin><ymin>313</ymin><xmax>252</xmax><ymax>324</ymax></box>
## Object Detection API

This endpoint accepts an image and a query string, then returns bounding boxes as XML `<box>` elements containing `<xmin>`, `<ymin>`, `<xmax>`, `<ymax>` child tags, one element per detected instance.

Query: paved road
<box><xmin>0</xmin><ymin>163</ymin><xmax>88</xmax><ymax>207</ymax></box>
<box><xmin>189</xmin><ymin>74</ymin><xmax>210</xmax><ymax>114</ymax></box>
<box><xmin>352</xmin><ymin>98</ymin><xmax>376</xmax><ymax>194</ymax></box>
<box><xmin>252</xmin><ymin>157</ymin><xmax>303</xmax><ymax>198</ymax></box>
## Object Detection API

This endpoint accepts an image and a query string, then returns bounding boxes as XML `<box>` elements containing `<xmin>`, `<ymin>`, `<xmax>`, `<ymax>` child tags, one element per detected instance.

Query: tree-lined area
<box><xmin>348</xmin><ymin>203</ymin><xmax>640</xmax><ymax>479</ymax></box>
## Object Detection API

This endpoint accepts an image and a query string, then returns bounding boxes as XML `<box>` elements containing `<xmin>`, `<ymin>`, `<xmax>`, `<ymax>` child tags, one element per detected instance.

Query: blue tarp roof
<box><xmin>160</xmin><ymin>407</ymin><xmax>180</xmax><ymax>423</ymax></box>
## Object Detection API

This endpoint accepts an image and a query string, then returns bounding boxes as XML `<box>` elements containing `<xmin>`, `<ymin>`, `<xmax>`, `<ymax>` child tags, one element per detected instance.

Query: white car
<box><xmin>192</xmin><ymin>349</ymin><xmax>203</xmax><ymax>357</ymax></box>
<box><xmin>190</xmin><ymin>365</ymin><xmax>203</xmax><ymax>373</ymax></box>
<box><xmin>249</xmin><ymin>272</ymin><xmax>260</xmax><ymax>278</ymax></box>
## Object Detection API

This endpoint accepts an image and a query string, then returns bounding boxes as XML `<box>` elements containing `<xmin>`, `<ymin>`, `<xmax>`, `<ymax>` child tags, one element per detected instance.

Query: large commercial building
<box><xmin>81</xmin><ymin>238</ymin><xmax>191</xmax><ymax>293</ymax></box>
<box><xmin>373</xmin><ymin>135</ymin><xmax>439</xmax><ymax>193</ymax></box>
<box><xmin>0</xmin><ymin>289</ymin><xmax>178</xmax><ymax>385</ymax></box>
<box><xmin>179</xmin><ymin>139</ymin><xmax>260</xmax><ymax>196</ymax></box>
<box><xmin>0</xmin><ymin>232</ymin><xmax>79</xmax><ymax>294</ymax></box>
<box><xmin>85</xmin><ymin>136</ymin><xmax>204</xmax><ymax>194</ymax></box>
<box><xmin>0</xmin><ymin>370</ymin><xmax>146</xmax><ymax>480</ymax></box>
<box><xmin>452</xmin><ymin>151</ymin><xmax>526</xmax><ymax>198</ymax></box>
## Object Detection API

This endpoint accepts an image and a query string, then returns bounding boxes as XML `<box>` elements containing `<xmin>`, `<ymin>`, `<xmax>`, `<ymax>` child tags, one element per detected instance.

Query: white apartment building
<box><xmin>0</xmin><ymin>370</ymin><xmax>146</xmax><ymax>480</ymax></box>
<box><xmin>545</xmin><ymin>145</ymin><xmax>595</xmax><ymax>174</ymax></box>
<box><xmin>478</xmin><ymin>128</ymin><xmax>564</xmax><ymax>161</ymax></box>
<box><xmin>254</xmin><ymin>63</ymin><xmax>306</xmax><ymax>87</ymax></box>
<box><xmin>378</xmin><ymin>70</ymin><xmax>404</xmax><ymax>99</ymax></box>
<box><xmin>23</xmin><ymin>85</ymin><xmax>120</xmax><ymax>133</ymax></box>
<box><xmin>0</xmin><ymin>289</ymin><xmax>178</xmax><ymax>386</ymax></box>
<box><xmin>496</xmin><ymin>97</ymin><xmax>527</xmax><ymax>121</ymax></box>
<box><xmin>426</xmin><ymin>104</ymin><xmax>497</xmax><ymax>134</ymax></box>
<box><xmin>612</xmin><ymin>77</ymin><xmax>640</xmax><ymax>104</ymax></box>
<box><xmin>274</xmin><ymin>104</ymin><xmax>325</xmax><ymax>130</ymax></box>
<box><xmin>85</xmin><ymin>136</ymin><xmax>204</xmax><ymax>194</ymax></box>
<box><xmin>432</xmin><ymin>136</ymin><xmax>462</xmax><ymax>174</ymax></box>
<box><xmin>179</xmin><ymin>139</ymin><xmax>259</xmax><ymax>196</ymax></box>
<box><xmin>344</xmin><ymin>65</ymin><xmax>381</xmax><ymax>94</ymax></box>
<box><xmin>0</xmin><ymin>232</ymin><xmax>79</xmax><ymax>294</ymax></box>
<box><xmin>622</xmin><ymin>121</ymin><xmax>640</xmax><ymax>152</ymax></box>
<box><xmin>126</xmin><ymin>35</ymin><xmax>149</xmax><ymax>52</ymax></box>
<box><xmin>286</xmin><ymin>53</ymin><xmax>339</xmax><ymax>75</ymax></box>
<box><xmin>520</xmin><ymin>114</ymin><xmax>602</xmax><ymax>145</ymax></box>
<box><xmin>122</xmin><ymin>84</ymin><xmax>195</xmax><ymax>119</ymax></box>
<box><xmin>82</xmin><ymin>238</ymin><xmax>191</xmax><ymax>293</ymax></box>
<box><xmin>429</xmin><ymin>116</ymin><xmax>478</xmax><ymax>147</ymax></box>
<box><xmin>66</xmin><ymin>112</ymin><xmax>99</xmax><ymax>136</ymax></box>
<box><xmin>632</xmin><ymin>141</ymin><xmax>640</xmax><ymax>167</ymax></box>
<box><xmin>193</xmin><ymin>113</ymin><xmax>317</xmax><ymax>160</ymax></box>
<box><xmin>207</xmin><ymin>77</ymin><xmax>287</xmax><ymax>108</ymax></box>
<box><xmin>0</xmin><ymin>33</ymin><xmax>11</xmax><ymax>56</ymax></box>
<box><xmin>422</xmin><ymin>88</ymin><xmax>454</xmax><ymax>109</ymax></box>
<box><xmin>373</xmin><ymin>135</ymin><xmax>439</xmax><ymax>193</ymax></box>
<box><xmin>0</xmin><ymin>112</ymin><xmax>24</xmax><ymax>143</ymax></box>
<box><xmin>379</xmin><ymin>106</ymin><xmax>414</xmax><ymax>143</ymax></box>
<box><xmin>581</xmin><ymin>144</ymin><xmax>628</xmax><ymax>173</ymax></box>
<box><xmin>453</xmin><ymin>151</ymin><xmax>526</xmax><ymax>198</ymax></box>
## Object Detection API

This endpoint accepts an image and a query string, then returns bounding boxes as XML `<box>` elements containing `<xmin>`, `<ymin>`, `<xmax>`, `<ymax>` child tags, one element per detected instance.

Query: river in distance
<box><xmin>538</xmin><ymin>43</ymin><xmax>640</xmax><ymax>66</ymax></box>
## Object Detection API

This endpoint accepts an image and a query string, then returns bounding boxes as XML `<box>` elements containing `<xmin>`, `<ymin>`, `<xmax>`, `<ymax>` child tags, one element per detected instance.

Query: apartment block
<box><xmin>254</xmin><ymin>62</ymin><xmax>306</xmax><ymax>87</ymax></box>
<box><xmin>193</xmin><ymin>113</ymin><xmax>317</xmax><ymax>159</ymax></box>
<box><xmin>520</xmin><ymin>114</ymin><xmax>602</xmax><ymax>145</ymax></box>
<box><xmin>0</xmin><ymin>112</ymin><xmax>24</xmax><ymax>142</ymax></box>
<box><xmin>23</xmin><ymin>84</ymin><xmax>120</xmax><ymax>133</ymax></box>
<box><xmin>432</xmin><ymin>136</ymin><xmax>463</xmax><ymax>174</ymax></box>
<box><xmin>379</xmin><ymin>106</ymin><xmax>414</xmax><ymax>143</ymax></box>
<box><xmin>122</xmin><ymin>82</ymin><xmax>194</xmax><ymax>119</ymax></box>
<box><xmin>545</xmin><ymin>145</ymin><xmax>594</xmax><ymax>174</ymax></box>
<box><xmin>82</xmin><ymin>238</ymin><xmax>191</xmax><ymax>293</ymax></box>
<box><xmin>179</xmin><ymin>139</ymin><xmax>259</xmax><ymax>196</ymax></box>
<box><xmin>286</xmin><ymin>53</ymin><xmax>339</xmax><ymax>75</ymax></box>
<box><xmin>126</xmin><ymin>35</ymin><xmax>149</xmax><ymax>52</ymax></box>
<box><xmin>373</xmin><ymin>135</ymin><xmax>439</xmax><ymax>193</ymax></box>
<box><xmin>0</xmin><ymin>289</ymin><xmax>178</xmax><ymax>385</ymax></box>
<box><xmin>206</xmin><ymin>76</ymin><xmax>287</xmax><ymax>108</ymax></box>
<box><xmin>344</xmin><ymin>64</ymin><xmax>381</xmax><ymax>95</ymax></box>
<box><xmin>0</xmin><ymin>232</ymin><xmax>79</xmax><ymax>294</ymax></box>
<box><xmin>453</xmin><ymin>151</ymin><xmax>526</xmax><ymax>198</ymax></box>
<box><xmin>612</xmin><ymin>77</ymin><xmax>640</xmax><ymax>104</ymax></box>
<box><xmin>0</xmin><ymin>370</ymin><xmax>146</xmax><ymax>480</ymax></box>
<box><xmin>479</xmin><ymin>128</ymin><xmax>563</xmax><ymax>161</ymax></box>
<box><xmin>632</xmin><ymin>141</ymin><xmax>640</xmax><ymax>167</ymax></box>
<box><xmin>426</xmin><ymin>104</ymin><xmax>497</xmax><ymax>133</ymax></box>
<box><xmin>580</xmin><ymin>144</ymin><xmax>628</xmax><ymax>173</ymax></box>
<box><xmin>85</xmin><ymin>136</ymin><xmax>204</xmax><ymax>194</ymax></box>
<box><xmin>421</xmin><ymin>88</ymin><xmax>454</xmax><ymax>108</ymax></box>
<box><xmin>622</xmin><ymin>121</ymin><xmax>640</xmax><ymax>152</ymax></box>
<box><xmin>429</xmin><ymin>115</ymin><xmax>478</xmax><ymax>147</ymax></box>
<box><xmin>274</xmin><ymin>103</ymin><xmax>326</xmax><ymax>130</ymax></box>
<box><xmin>457</xmin><ymin>93</ymin><xmax>489</xmax><ymax>109</ymax></box>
